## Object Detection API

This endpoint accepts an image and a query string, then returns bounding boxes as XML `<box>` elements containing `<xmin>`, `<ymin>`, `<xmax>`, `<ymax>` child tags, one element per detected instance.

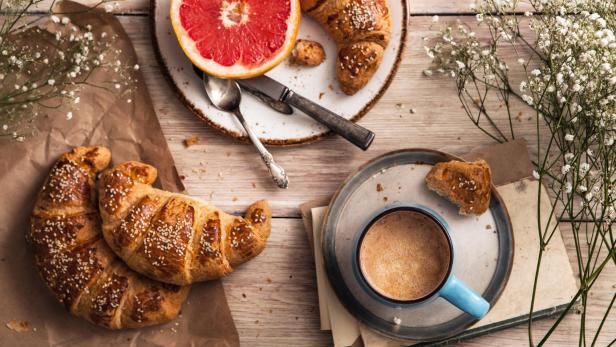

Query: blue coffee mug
<box><xmin>354</xmin><ymin>205</ymin><xmax>490</xmax><ymax>319</ymax></box>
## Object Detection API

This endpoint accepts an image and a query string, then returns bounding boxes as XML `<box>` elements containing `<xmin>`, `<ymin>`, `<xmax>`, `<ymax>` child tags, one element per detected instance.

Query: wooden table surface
<box><xmin>27</xmin><ymin>1</ymin><xmax>615</xmax><ymax>345</ymax></box>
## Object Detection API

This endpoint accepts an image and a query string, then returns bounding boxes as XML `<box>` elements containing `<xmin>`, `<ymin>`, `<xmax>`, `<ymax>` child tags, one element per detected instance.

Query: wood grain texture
<box><xmin>121</xmin><ymin>15</ymin><xmax>543</xmax><ymax>218</ymax></box>
<box><xmin>219</xmin><ymin>219</ymin><xmax>615</xmax><ymax>346</ymax></box>
<box><xmin>119</xmin><ymin>13</ymin><xmax>612</xmax><ymax>346</ymax></box>
<box><xmin>26</xmin><ymin>0</ymin><xmax>530</xmax><ymax>14</ymax></box>
<box><xmin>13</xmin><ymin>5</ymin><xmax>613</xmax><ymax>345</ymax></box>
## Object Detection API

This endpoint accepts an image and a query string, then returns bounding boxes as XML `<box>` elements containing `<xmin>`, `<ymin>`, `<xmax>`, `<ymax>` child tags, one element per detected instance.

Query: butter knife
<box><xmin>240</xmin><ymin>75</ymin><xmax>375</xmax><ymax>151</ymax></box>
<box><xmin>192</xmin><ymin>65</ymin><xmax>293</xmax><ymax>115</ymax></box>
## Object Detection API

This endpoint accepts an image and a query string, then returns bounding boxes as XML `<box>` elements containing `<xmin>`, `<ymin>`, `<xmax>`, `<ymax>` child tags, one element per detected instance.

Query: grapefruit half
<box><xmin>170</xmin><ymin>0</ymin><xmax>300</xmax><ymax>79</ymax></box>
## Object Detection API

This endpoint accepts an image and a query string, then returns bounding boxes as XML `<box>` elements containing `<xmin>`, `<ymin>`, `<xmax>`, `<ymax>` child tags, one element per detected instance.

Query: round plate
<box><xmin>322</xmin><ymin>149</ymin><xmax>514</xmax><ymax>341</ymax></box>
<box><xmin>151</xmin><ymin>0</ymin><xmax>408</xmax><ymax>145</ymax></box>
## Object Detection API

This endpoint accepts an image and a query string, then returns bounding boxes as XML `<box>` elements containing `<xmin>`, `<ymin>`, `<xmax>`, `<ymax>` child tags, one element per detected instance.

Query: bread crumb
<box><xmin>6</xmin><ymin>320</ymin><xmax>29</xmax><ymax>333</ymax></box>
<box><xmin>290</xmin><ymin>39</ymin><xmax>325</xmax><ymax>66</ymax></box>
<box><xmin>486</xmin><ymin>224</ymin><xmax>492</xmax><ymax>230</ymax></box>
<box><xmin>251</xmin><ymin>182</ymin><xmax>257</xmax><ymax>188</ymax></box>
<box><xmin>392</xmin><ymin>316</ymin><xmax>401</xmax><ymax>325</ymax></box>
<box><xmin>266</xmin><ymin>277</ymin><xmax>272</xmax><ymax>283</ymax></box>
<box><xmin>409</xmin><ymin>108</ymin><xmax>416</xmax><ymax>114</ymax></box>
<box><xmin>376</xmin><ymin>183</ymin><xmax>384</xmax><ymax>192</ymax></box>
<box><xmin>183</xmin><ymin>136</ymin><xmax>199</xmax><ymax>147</ymax></box>
<box><xmin>319</xmin><ymin>92</ymin><xmax>325</xmax><ymax>99</ymax></box>
<box><xmin>232</xmin><ymin>196</ymin><xmax>238</xmax><ymax>202</ymax></box>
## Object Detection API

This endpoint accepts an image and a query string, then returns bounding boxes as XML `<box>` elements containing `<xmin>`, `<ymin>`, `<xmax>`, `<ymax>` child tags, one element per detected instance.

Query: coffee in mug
<box><xmin>358</xmin><ymin>209</ymin><xmax>451</xmax><ymax>301</ymax></box>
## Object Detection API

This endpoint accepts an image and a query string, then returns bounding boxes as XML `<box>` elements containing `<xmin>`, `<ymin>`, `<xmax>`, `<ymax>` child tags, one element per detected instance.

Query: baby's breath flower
<box><xmin>533</xmin><ymin>170</ymin><xmax>541</xmax><ymax>179</ymax></box>
<box><xmin>65</xmin><ymin>112</ymin><xmax>73</xmax><ymax>120</ymax></box>
<box><xmin>561</xmin><ymin>165</ymin><xmax>571</xmax><ymax>175</ymax></box>
<box><xmin>565</xmin><ymin>134</ymin><xmax>574</xmax><ymax>141</ymax></box>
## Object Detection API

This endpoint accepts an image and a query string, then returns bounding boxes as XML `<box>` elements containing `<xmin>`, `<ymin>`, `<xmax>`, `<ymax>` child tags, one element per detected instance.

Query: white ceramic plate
<box><xmin>151</xmin><ymin>0</ymin><xmax>408</xmax><ymax>145</ymax></box>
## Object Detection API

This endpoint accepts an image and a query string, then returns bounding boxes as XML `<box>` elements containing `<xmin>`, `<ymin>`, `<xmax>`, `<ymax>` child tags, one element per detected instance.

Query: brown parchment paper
<box><xmin>0</xmin><ymin>2</ymin><xmax>238</xmax><ymax>346</ymax></box>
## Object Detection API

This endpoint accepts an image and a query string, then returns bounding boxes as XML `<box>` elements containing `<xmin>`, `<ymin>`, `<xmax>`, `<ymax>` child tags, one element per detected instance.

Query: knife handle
<box><xmin>283</xmin><ymin>90</ymin><xmax>375</xmax><ymax>151</ymax></box>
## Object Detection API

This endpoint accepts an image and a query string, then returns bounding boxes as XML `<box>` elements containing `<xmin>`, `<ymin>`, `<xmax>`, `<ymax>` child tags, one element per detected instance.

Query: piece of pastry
<box><xmin>301</xmin><ymin>0</ymin><xmax>391</xmax><ymax>95</ymax></box>
<box><xmin>290</xmin><ymin>39</ymin><xmax>326</xmax><ymax>66</ymax></box>
<box><xmin>425</xmin><ymin>160</ymin><xmax>492</xmax><ymax>215</ymax></box>
<box><xmin>29</xmin><ymin>146</ymin><xmax>189</xmax><ymax>329</ymax></box>
<box><xmin>99</xmin><ymin>161</ymin><xmax>272</xmax><ymax>286</ymax></box>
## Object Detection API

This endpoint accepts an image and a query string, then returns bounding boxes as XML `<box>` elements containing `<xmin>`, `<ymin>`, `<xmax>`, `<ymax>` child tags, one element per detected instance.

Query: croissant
<box><xmin>301</xmin><ymin>0</ymin><xmax>391</xmax><ymax>95</ymax></box>
<box><xmin>29</xmin><ymin>146</ymin><xmax>189</xmax><ymax>329</ymax></box>
<box><xmin>426</xmin><ymin>160</ymin><xmax>492</xmax><ymax>215</ymax></box>
<box><xmin>98</xmin><ymin>161</ymin><xmax>272</xmax><ymax>286</ymax></box>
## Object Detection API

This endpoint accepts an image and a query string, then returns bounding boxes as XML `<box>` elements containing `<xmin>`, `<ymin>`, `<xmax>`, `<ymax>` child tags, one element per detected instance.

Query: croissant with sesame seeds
<box><xmin>98</xmin><ymin>161</ymin><xmax>272</xmax><ymax>286</ymax></box>
<box><xmin>301</xmin><ymin>0</ymin><xmax>391</xmax><ymax>95</ymax></box>
<box><xmin>425</xmin><ymin>160</ymin><xmax>492</xmax><ymax>215</ymax></box>
<box><xmin>29</xmin><ymin>146</ymin><xmax>189</xmax><ymax>329</ymax></box>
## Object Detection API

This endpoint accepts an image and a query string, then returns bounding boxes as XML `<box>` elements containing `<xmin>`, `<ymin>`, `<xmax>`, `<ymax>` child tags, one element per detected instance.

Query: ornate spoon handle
<box><xmin>233</xmin><ymin>108</ymin><xmax>289</xmax><ymax>189</ymax></box>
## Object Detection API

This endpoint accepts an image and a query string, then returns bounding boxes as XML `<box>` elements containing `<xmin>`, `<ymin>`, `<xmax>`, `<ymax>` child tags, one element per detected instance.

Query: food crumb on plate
<box><xmin>376</xmin><ymin>183</ymin><xmax>384</xmax><ymax>192</ymax></box>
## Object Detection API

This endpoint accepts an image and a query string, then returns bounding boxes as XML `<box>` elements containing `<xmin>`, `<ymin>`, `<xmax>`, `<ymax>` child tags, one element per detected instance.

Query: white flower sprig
<box><xmin>425</xmin><ymin>0</ymin><xmax>616</xmax><ymax>345</ymax></box>
<box><xmin>0</xmin><ymin>0</ymin><xmax>134</xmax><ymax>140</ymax></box>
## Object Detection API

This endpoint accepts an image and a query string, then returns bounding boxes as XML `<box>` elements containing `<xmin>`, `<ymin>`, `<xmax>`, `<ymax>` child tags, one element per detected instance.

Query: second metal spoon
<box><xmin>201</xmin><ymin>73</ymin><xmax>289</xmax><ymax>189</ymax></box>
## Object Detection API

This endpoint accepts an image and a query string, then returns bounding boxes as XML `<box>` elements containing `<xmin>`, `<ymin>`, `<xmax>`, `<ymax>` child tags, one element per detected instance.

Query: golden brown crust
<box><xmin>290</xmin><ymin>39</ymin><xmax>326</xmax><ymax>66</ymax></box>
<box><xmin>425</xmin><ymin>160</ymin><xmax>492</xmax><ymax>215</ymax></box>
<box><xmin>337</xmin><ymin>42</ymin><xmax>383</xmax><ymax>95</ymax></box>
<box><xmin>99</xmin><ymin>162</ymin><xmax>272</xmax><ymax>285</ymax></box>
<box><xmin>303</xmin><ymin>0</ymin><xmax>391</xmax><ymax>94</ymax></box>
<box><xmin>29</xmin><ymin>146</ymin><xmax>189</xmax><ymax>329</ymax></box>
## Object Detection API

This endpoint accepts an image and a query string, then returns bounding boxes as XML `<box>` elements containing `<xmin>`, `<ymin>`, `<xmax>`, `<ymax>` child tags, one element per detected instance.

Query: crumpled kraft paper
<box><xmin>0</xmin><ymin>2</ymin><xmax>238</xmax><ymax>346</ymax></box>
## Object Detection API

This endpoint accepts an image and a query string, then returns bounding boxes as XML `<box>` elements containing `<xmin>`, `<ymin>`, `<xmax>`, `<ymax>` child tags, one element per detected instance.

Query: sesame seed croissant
<box><xmin>29</xmin><ymin>146</ymin><xmax>189</xmax><ymax>329</ymax></box>
<box><xmin>98</xmin><ymin>161</ymin><xmax>272</xmax><ymax>286</ymax></box>
<box><xmin>301</xmin><ymin>0</ymin><xmax>391</xmax><ymax>95</ymax></box>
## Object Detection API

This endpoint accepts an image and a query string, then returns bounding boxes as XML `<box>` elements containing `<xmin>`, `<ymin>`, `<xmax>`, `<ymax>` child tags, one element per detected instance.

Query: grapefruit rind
<box><xmin>170</xmin><ymin>0</ymin><xmax>300</xmax><ymax>79</ymax></box>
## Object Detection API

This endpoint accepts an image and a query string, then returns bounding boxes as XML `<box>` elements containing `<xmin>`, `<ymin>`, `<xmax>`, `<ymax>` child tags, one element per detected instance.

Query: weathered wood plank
<box><xmin>24</xmin><ymin>0</ymin><xmax>533</xmax><ymax>16</ymax></box>
<box><xmin>119</xmin><ymin>15</ymin><xmax>542</xmax><ymax>218</ymax></box>
<box><xmin>220</xmin><ymin>217</ymin><xmax>615</xmax><ymax>346</ymax></box>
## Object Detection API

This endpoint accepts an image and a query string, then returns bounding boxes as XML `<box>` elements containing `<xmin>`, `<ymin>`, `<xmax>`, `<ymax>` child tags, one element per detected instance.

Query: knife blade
<box><xmin>192</xmin><ymin>65</ymin><xmax>293</xmax><ymax>115</ymax></box>
<box><xmin>239</xmin><ymin>75</ymin><xmax>375</xmax><ymax>151</ymax></box>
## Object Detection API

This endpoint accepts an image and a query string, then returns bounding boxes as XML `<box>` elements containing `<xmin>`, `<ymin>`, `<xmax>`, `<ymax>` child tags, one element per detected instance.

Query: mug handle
<box><xmin>439</xmin><ymin>275</ymin><xmax>490</xmax><ymax>319</ymax></box>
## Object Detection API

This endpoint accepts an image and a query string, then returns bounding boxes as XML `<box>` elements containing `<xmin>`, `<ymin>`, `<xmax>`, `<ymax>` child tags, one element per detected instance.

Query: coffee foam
<box><xmin>359</xmin><ymin>210</ymin><xmax>451</xmax><ymax>301</ymax></box>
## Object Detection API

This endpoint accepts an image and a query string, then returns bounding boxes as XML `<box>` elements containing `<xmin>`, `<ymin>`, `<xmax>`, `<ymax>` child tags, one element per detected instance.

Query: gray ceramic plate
<box><xmin>151</xmin><ymin>0</ymin><xmax>408</xmax><ymax>145</ymax></box>
<box><xmin>322</xmin><ymin>149</ymin><xmax>514</xmax><ymax>341</ymax></box>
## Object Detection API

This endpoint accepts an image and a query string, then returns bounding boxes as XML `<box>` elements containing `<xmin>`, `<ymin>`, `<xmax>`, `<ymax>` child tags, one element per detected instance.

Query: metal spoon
<box><xmin>201</xmin><ymin>74</ymin><xmax>289</xmax><ymax>189</ymax></box>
